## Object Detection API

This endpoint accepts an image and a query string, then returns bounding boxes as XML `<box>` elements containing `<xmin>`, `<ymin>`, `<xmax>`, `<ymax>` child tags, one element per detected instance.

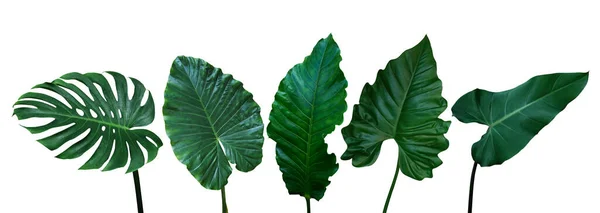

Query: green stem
<box><xmin>305</xmin><ymin>195</ymin><xmax>311</xmax><ymax>213</ymax></box>
<box><xmin>221</xmin><ymin>186</ymin><xmax>228</xmax><ymax>213</ymax></box>
<box><xmin>383</xmin><ymin>146</ymin><xmax>402</xmax><ymax>213</ymax></box>
<box><xmin>132</xmin><ymin>171</ymin><xmax>144</xmax><ymax>213</ymax></box>
<box><xmin>468</xmin><ymin>161</ymin><xmax>478</xmax><ymax>213</ymax></box>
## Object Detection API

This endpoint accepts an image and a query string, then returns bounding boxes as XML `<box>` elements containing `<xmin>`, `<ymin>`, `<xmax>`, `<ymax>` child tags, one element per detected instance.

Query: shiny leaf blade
<box><xmin>163</xmin><ymin>56</ymin><xmax>264</xmax><ymax>190</ymax></box>
<box><xmin>341</xmin><ymin>35</ymin><xmax>450</xmax><ymax>180</ymax></box>
<box><xmin>12</xmin><ymin>72</ymin><xmax>163</xmax><ymax>173</ymax></box>
<box><xmin>451</xmin><ymin>72</ymin><xmax>589</xmax><ymax>166</ymax></box>
<box><xmin>267</xmin><ymin>35</ymin><xmax>347</xmax><ymax>201</ymax></box>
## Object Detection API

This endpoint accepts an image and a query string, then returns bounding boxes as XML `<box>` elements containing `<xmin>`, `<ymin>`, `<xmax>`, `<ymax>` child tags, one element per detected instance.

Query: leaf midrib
<box><xmin>304</xmin><ymin>43</ymin><xmax>329</xmax><ymax>197</ymax></box>
<box><xmin>38</xmin><ymin>111</ymin><xmax>130</xmax><ymax>130</ymax></box>
<box><xmin>183</xmin><ymin>68</ymin><xmax>221</xmax><ymax>141</ymax></box>
<box><xmin>488</xmin><ymin>75</ymin><xmax>584</xmax><ymax>128</ymax></box>
<box><xmin>393</xmin><ymin>45</ymin><xmax>426</xmax><ymax>134</ymax></box>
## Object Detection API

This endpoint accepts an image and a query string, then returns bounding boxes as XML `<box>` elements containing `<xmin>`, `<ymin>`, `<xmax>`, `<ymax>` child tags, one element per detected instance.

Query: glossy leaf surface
<box><xmin>13</xmin><ymin>72</ymin><xmax>162</xmax><ymax>173</ymax></box>
<box><xmin>164</xmin><ymin>56</ymin><xmax>264</xmax><ymax>190</ymax></box>
<box><xmin>267</xmin><ymin>35</ymin><xmax>347</xmax><ymax>200</ymax></box>
<box><xmin>341</xmin><ymin>36</ymin><xmax>450</xmax><ymax>180</ymax></box>
<box><xmin>452</xmin><ymin>72</ymin><xmax>588</xmax><ymax>166</ymax></box>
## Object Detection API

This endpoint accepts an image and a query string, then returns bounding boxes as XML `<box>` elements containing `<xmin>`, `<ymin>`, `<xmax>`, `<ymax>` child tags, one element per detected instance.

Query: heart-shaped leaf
<box><xmin>13</xmin><ymin>72</ymin><xmax>163</xmax><ymax>173</ymax></box>
<box><xmin>267</xmin><ymin>34</ymin><xmax>347</xmax><ymax>201</ymax></box>
<box><xmin>163</xmin><ymin>56</ymin><xmax>264</xmax><ymax>190</ymax></box>
<box><xmin>341</xmin><ymin>35</ymin><xmax>450</xmax><ymax>180</ymax></box>
<box><xmin>452</xmin><ymin>72</ymin><xmax>589</xmax><ymax>166</ymax></box>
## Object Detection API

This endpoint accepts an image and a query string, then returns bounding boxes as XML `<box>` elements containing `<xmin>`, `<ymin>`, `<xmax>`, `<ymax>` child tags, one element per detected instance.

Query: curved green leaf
<box><xmin>341</xmin><ymin>35</ymin><xmax>450</xmax><ymax>180</ymax></box>
<box><xmin>163</xmin><ymin>56</ymin><xmax>264</xmax><ymax>190</ymax></box>
<box><xmin>267</xmin><ymin>35</ymin><xmax>347</xmax><ymax>201</ymax></box>
<box><xmin>13</xmin><ymin>72</ymin><xmax>163</xmax><ymax>173</ymax></box>
<box><xmin>451</xmin><ymin>72</ymin><xmax>589</xmax><ymax>167</ymax></box>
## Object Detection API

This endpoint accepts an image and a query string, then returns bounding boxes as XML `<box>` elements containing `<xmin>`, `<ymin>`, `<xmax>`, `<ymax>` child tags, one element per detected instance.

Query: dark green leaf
<box><xmin>163</xmin><ymin>56</ymin><xmax>264</xmax><ymax>190</ymax></box>
<box><xmin>267</xmin><ymin>35</ymin><xmax>347</xmax><ymax>201</ymax></box>
<box><xmin>452</xmin><ymin>72</ymin><xmax>589</xmax><ymax>167</ymax></box>
<box><xmin>13</xmin><ymin>72</ymin><xmax>163</xmax><ymax>173</ymax></box>
<box><xmin>341</xmin><ymin>35</ymin><xmax>450</xmax><ymax>180</ymax></box>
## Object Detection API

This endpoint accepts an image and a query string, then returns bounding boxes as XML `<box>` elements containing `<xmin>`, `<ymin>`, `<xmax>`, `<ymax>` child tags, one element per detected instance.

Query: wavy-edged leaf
<box><xmin>163</xmin><ymin>55</ymin><xmax>264</xmax><ymax>190</ymax></box>
<box><xmin>451</xmin><ymin>72</ymin><xmax>589</xmax><ymax>167</ymax></box>
<box><xmin>341</xmin><ymin>35</ymin><xmax>450</xmax><ymax>180</ymax></box>
<box><xmin>13</xmin><ymin>72</ymin><xmax>163</xmax><ymax>173</ymax></box>
<box><xmin>267</xmin><ymin>34</ymin><xmax>347</xmax><ymax>201</ymax></box>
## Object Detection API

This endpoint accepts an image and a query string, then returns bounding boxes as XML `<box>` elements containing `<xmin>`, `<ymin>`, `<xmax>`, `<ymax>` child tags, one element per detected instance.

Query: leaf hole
<box><xmin>146</xmin><ymin>136</ymin><xmax>159</xmax><ymax>147</ymax></box>
<box><xmin>76</xmin><ymin>134</ymin><xmax>104</xmax><ymax>166</ymax></box>
<box><xmin>28</xmin><ymin>122</ymin><xmax>76</xmax><ymax>142</ymax></box>
<box><xmin>56</xmin><ymin>84</ymin><xmax>86</xmax><ymax>108</ymax></box>
<box><xmin>140</xmin><ymin>91</ymin><xmax>150</xmax><ymax>106</ymax></box>
<box><xmin>99</xmin><ymin>137</ymin><xmax>118</xmax><ymax>171</ymax></box>
<box><xmin>76</xmin><ymin>109</ymin><xmax>85</xmax><ymax>116</ymax></box>
<box><xmin>98</xmin><ymin>107</ymin><xmax>106</xmax><ymax>117</ymax></box>
<box><xmin>16</xmin><ymin>98</ymin><xmax>56</xmax><ymax>109</ymax></box>
<box><xmin>31</xmin><ymin>88</ymin><xmax>72</xmax><ymax>109</ymax></box>
<box><xmin>93</xmin><ymin>83</ymin><xmax>108</xmax><ymax>102</ymax></box>
<box><xmin>103</xmin><ymin>72</ymin><xmax>119</xmax><ymax>103</ymax></box>
<box><xmin>12</xmin><ymin>105</ymin><xmax>36</xmax><ymax>110</ymax></box>
<box><xmin>137</xmin><ymin>140</ymin><xmax>149</xmax><ymax>163</ymax></box>
<box><xmin>62</xmin><ymin>79</ymin><xmax>94</xmax><ymax>102</ymax></box>
<box><xmin>122</xmin><ymin>141</ymin><xmax>133</xmax><ymax>172</ymax></box>
<box><xmin>126</xmin><ymin>76</ymin><xmax>135</xmax><ymax>101</ymax></box>
<box><xmin>52</xmin><ymin>128</ymin><xmax>91</xmax><ymax>157</ymax></box>
<box><xmin>90</xmin><ymin>109</ymin><xmax>98</xmax><ymax>118</ymax></box>
<box><xmin>18</xmin><ymin>117</ymin><xmax>55</xmax><ymax>129</ymax></box>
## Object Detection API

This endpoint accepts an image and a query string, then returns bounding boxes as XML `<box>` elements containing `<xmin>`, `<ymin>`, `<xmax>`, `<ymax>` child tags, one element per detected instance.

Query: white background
<box><xmin>1</xmin><ymin>1</ymin><xmax>599</xmax><ymax>213</ymax></box>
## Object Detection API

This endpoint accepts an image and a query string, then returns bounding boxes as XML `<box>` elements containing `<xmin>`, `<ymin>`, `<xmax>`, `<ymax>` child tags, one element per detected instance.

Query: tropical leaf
<box><xmin>341</xmin><ymin>35</ymin><xmax>450</xmax><ymax>181</ymax></box>
<box><xmin>163</xmin><ymin>55</ymin><xmax>264</xmax><ymax>190</ymax></box>
<box><xmin>451</xmin><ymin>72</ymin><xmax>589</xmax><ymax>167</ymax></box>
<box><xmin>267</xmin><ymin>34</ymin><xmax>347</xmax><ymax>201</ymax></box>
<box><xmin>13</xmin><ymin>71</ymin><xmax>163</xmax><ymax>173</ymax></box>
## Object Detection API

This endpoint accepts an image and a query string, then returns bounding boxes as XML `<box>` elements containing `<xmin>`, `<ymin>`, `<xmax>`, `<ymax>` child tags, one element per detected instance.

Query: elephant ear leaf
<box><xmin>13</xmin><ymin>72</ymin><xmax>163</xmax><ymax>173</ymax></box>
<box><xmin>341</xmin><ymin>35</ymin><xmax>450</xmax><ymax>180</ymax></box>
<box><xmin>163</xmin><ymin>56</ymin><xmax>264</xmax><ymax>190</ymax></box>
<box><xmin>267</xmin><ymin>34</ymin><xmax>347</xmax><ymax>201</ymax></box>
<box><xmin>451</xmin><ymin>72</ymin><xmax>589</xmax><ymax>167</ymax></box>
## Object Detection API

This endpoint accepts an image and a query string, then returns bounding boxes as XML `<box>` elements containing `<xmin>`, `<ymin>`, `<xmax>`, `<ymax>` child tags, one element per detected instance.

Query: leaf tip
<box><xmin>55</xmin><ymin>153</ymin><xmax>69</xmax><ymax>160</ymax></box>
<box><xmin>583</xmin><ymin>71</ymin><xmax>590</xmax><ymax>78</ymax></box>
<box><xmin>78</xmin><ymin>165</ymin><xmax>93</xmax><ymax>171</ymax></box>
<box><xmin>421</xmin><ymin>34</ymin><xmax>431</xmax><ymax>44</ymax></box>
<box><xmin>326</xmin><ymin>33</ymin><xmax>336</xmax><ymax>41</ymax></box>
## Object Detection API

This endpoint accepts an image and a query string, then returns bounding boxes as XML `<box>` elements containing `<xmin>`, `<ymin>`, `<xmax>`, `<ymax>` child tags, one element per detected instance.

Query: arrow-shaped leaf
<box><xmin>452</xmin><ymin>72</ymin><xmax>589</xmax><ymax>166</ymax></box>
<box><xmin>341</xmin><ymin>36</ymin><xmax>450</xmax><ymax>212</ymax></box>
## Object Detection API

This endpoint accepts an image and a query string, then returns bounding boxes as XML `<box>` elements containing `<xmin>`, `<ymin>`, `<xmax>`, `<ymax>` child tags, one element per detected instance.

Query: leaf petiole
<box><xmin>221</xmin><ymin>186</ymin><xmax>228</xmax><ymax>213</ymax></box>
<box><xmin>383</xmin><ymin>146</ymin><xmax>402</xmax><ymax>213</ymax></box>
<box><xmin>468</xmin><ymin>162</ymin><xmax>478</xmax><ymax>213</ymax></box>
<box><xmin>133</xmin><ymin>170</ymin><xmax>144</xmax><ymax>213</ymax></box>
<box><xmin>305</xmin><ymin>194</ymin><xmax>311</xmax><ymax>213</ymax></box>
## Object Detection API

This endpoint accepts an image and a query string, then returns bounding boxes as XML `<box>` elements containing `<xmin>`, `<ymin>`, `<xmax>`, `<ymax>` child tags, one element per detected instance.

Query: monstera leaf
<box><xmin>13</xmin><ymin>71</ymin><xmax>163</xmax><ymax>173</ymax></box>
<box><xmin>341</xmin><ymin>36</ymin><xmax>450</xmax><ymax>212</ymax></box>
<box><xmin>163</xmin><ymin>56</ymin><xmax>264</xmax><ymax>211</ymax></box>
<box><xmin>267</xmin><ymin>34</ymin><xmax>347</xmax><ymax>210</ymax></box>
<box><xmin>452</xmin><ymin>72</ymin><xmax>589</xmax><ymax>167</ymax></box>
